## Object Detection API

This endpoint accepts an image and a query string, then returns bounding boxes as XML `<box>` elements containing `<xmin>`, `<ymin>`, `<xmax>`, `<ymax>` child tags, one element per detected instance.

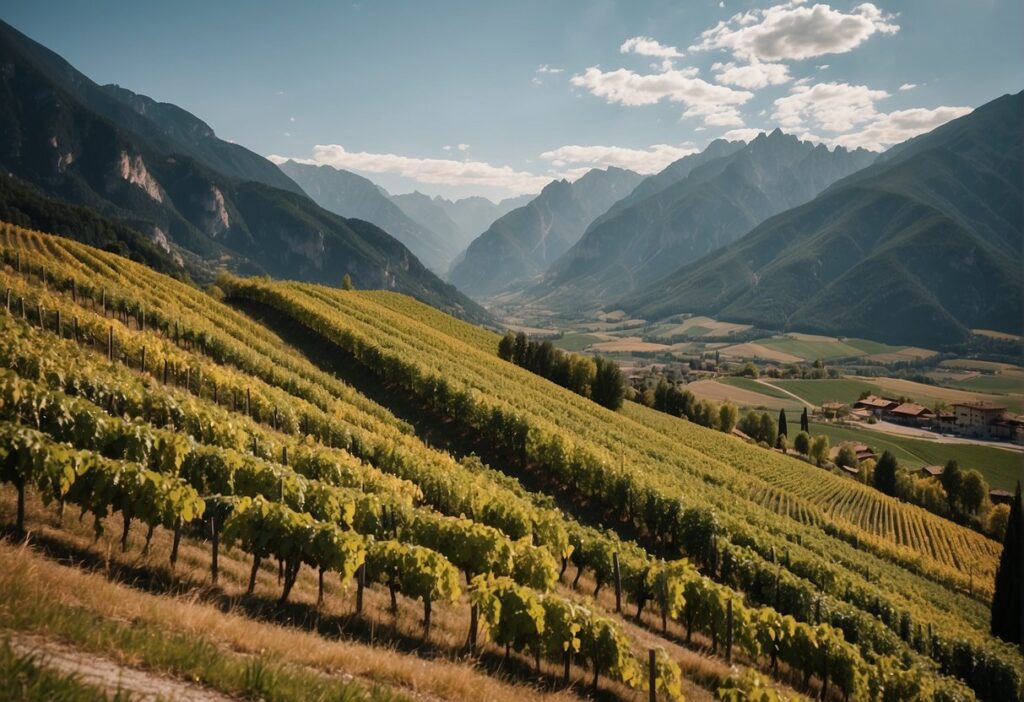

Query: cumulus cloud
<box><xmin>620</xmin><ymin>36</ymin><xmax>683</xmax><ymax>58</ymax></box>
<box><xmin>721</xmin><ymin>128</ymin><xmax>767</xmax><ymax>142</ymax></box>
<box><xmin>830</xmin><ymin>105</ymin><xmax>972</xmax><ymax>150</ymax></box>
<box><xmin>570</xmin><ymin>65</ymin><xmax>752</xmax><ymax>126</ymax></box>
<box><xmin>899</xmin><ymin>82</ymin><xmax>917</xmax><ymax>91</ymax></box>
<box><xmin>692</xmin><ymin>1</ymin><xmax>899</xmax><ymax>62</ymax></box>
<box><xmin>772</xmin><ymin>81</ymin><xmax>890</xmax><ymax>132</ymax></box>
<box><xmin>270</xmin><ymin>146</ymin><xmax>551</xmax><ymax>194</ymax></box>
<box><xmin>766</xmin><ymin>81</ymin><xmax>972</xmax><ymax>151</ymax></box>
<box><xmin>712</xmin><ymin>60</ymin><xmax>791</xmax><ymax>89</ymax></box>
<box><xmin>539</xmin><ymin>143</ymin><xmax>699</xmax><ymax>173</ymax></box>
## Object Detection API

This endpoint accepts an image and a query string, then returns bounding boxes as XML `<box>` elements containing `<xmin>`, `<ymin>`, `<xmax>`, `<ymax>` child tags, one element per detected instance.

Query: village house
<box><xmin>889</xmin><ymin>402</ymin><xmax>935</xmax><ymax>427</ymax></box>
<box><xmin>918</xmin><ymin>464</ymin><xmax>944</xmax><ymax>478</ymax></box>
<box><xmin>853</xmin><ymin>394</ymin><xmax>899</xmax><ymax>417</ymax></box>
<box><xmin>828</xmin><ymin>441</ymin><xmax>877</xmax><ymax>466</ymax></box>
<box><xmin>953</xmin><ymin>401</ymin><xmax>1024</xmax><ymax>442</ymax></box>
<box><xmin>989</xmin><ymin>489</ymin><xmax>1014</xmax><ymax>506</ymax></box>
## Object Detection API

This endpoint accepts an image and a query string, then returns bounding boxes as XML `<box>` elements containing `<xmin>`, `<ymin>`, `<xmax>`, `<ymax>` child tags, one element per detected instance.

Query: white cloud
<box><xmin>289</xmin><ymin>116</ymin><xmax>296</xmax><ymax>123</ymax></box>
<box><xmin>457</xmin><ymin>143</ymin><xmax>470</xmax><ymax>151</ymax></box>
<box><xmin>570</xmin><ymin>65</ymin><xmax>752</xmax><ymax>127</ymax></box>
<box><xmin>721</xmin><ymin>128</ymin><xmax>767</xmax><ymax>142</ymax></box>
<box><xmin>817</xmin><ymin>64</ymin><xmax>830</xmax><ymax>70</ymax></box>
<box><xmin>536</xmin><ymin>64</ymin><xmax>564</xmax><ymax>74</ymax></box>
<box><xmin>899</xmin><ymin>82</ymin><xmax>917</xmax><ymax>91</ymax></box>
<box><xmin>539</xmin><ymin>143</ymin><xmax>699</xmax><ymax>174</ymax></box>
<box><xmin>830</xmin><ymin>105</ymin><xmax>972</xmax><ymax>150</ymax></box>
<box><xmin>270</xmin><ymin>146</ymin><xmax>552</xmax><ymax>194</ymax></box>
<box><xmin>712</xmin><ymin>60</ymin><xmax>791</xmax><ymax>89</ymax></box>
<box><xmin>692</xmin><ymin>2</ymin><xmax>899</xmax><ymax>62</ymax></box>
<box><xmin>773</xmin><ymin>81</ymin><xmax>889</xmax><ymax>132</ymax></box>
<box><xmin>620</xmin><ymin>36</ymin><xmax>683</xmax><ymax>58</ymax></box>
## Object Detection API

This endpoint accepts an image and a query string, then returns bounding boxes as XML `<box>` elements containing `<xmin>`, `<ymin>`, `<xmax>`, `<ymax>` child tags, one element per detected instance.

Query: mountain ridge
<box><xmin>522</xmin><ymin>131</ymin><xmax>875</xmax><ymax>311</ymax></box>
<box><xmin>0</xmin><ymin>19</ymin><xmax>488</xmax><ymax>322</ymax></box>
<box><xmin>448</xmin><ymin>166</ymin><xmax>643</xmax><ymax>298</ymax></box>
<box><xmin>620</xmin><ymin>92</ymin><xmax>1023</xmax><ymax>347</ymax></box>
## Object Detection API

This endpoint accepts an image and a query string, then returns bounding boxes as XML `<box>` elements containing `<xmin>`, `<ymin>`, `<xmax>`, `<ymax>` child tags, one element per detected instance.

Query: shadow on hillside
<box><xmin>228</xmin><ymin>298</ymin><xmax>661</xmax><ymax>557</ymax></box>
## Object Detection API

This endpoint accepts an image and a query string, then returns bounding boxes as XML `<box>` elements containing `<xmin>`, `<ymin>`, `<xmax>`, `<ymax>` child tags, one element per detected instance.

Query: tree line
<box><xmin>497</xmin><ymin>332</ymin><xmax>625</xmax><ymax>410</ymax></box>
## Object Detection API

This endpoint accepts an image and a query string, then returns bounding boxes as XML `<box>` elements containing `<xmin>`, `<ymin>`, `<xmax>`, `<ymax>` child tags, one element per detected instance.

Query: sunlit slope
<box><xmin>221</xmin><ymin>279</ymin><xmax>1021</xmax><ymax>677</ymax></box>
<box><xmin>0</xmin><ymin>223</ymin><xmax>819</xmax><ymax>702</ymax></box>
<box><xmin>297</xmin><ymin>279</ymin><xmax>1001</xmax><ymax>581</ymax></box>
<box><xmin>2</xmin><ymin>225</ymin><xmax>1020</xmax><ymax>700</ymax></box>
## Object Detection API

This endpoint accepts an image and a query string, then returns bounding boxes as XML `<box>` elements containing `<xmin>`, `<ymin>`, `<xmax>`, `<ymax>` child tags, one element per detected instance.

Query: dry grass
<box><xmin>0</xmin><ymin>489</ymin><xmax>614</xmax><ymax>702</ymax></box>
<box><xmin>684</xmin><ymin>379</ymin><xmax>794</xmax><ymax>410</ymax></box>
<box><xmin>971</xmin><ymin>328</ymin><xmax>1020</xmax><ymax>341</ymax></box>
<box><xmin>589</xmin><ymin>338</ymin><xmax>671</xmax><ymax>353</ymax></box>
<box><xmin>866</xmin><ymin>347</ymin><xmax>936</xmax><ymax>363</ymax></box>
<box><xmin>716</xmin><ymin>343</ymin><xmax>802</xmax><ymax>364</ymax></box>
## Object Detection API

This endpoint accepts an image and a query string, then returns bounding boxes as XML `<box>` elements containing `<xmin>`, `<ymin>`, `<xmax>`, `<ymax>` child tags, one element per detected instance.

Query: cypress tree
<box><xmin>873</xmin><ymin>450</ymin><xmax>899</xmax><ymax>496</ymax></box>
<box><xmin>800</xmin><ymin>407</ymin><xmax>809</xmax><ymax>433</ymax></box>
<box><xmin>777</xmin><ymin>409</ymin><xmax>788</xmax><ymax>438</ymax></box>
<box><xmin>991</xmin><ymin>481</ymin><xmax>1022</xmax><ymax>647</ymax></box>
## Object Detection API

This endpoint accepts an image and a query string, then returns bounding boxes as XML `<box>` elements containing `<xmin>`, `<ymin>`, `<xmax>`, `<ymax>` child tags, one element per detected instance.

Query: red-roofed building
<box><xmin>854</xmin><ymin>395</ymin><xmax>899</xmax><ymax>417</ymax></box>
<box><xmin>890</xmin><ymin>402</ymin><xmax>934</xmax><ymax>426</ymax></box>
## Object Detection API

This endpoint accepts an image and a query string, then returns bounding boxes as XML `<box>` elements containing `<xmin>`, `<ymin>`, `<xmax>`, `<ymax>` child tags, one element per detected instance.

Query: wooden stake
<box><xmin>726</xmin><ymin>599</ymin><xmax>733</xmax><ymax>663</ymax></box>
<box><xmin>613</xmin><ymin>552</ymin><xmax>622</xmax><ymax>613</ymax></box>
<box><xmin>107</xmin><ymin>326</ymin><xmax>113</xmax><ymax>361</ymax></box>
<box><xmin>649</xmin><ymin>649</ymin><xmax>657</xmax><ymax>702</ymax></box>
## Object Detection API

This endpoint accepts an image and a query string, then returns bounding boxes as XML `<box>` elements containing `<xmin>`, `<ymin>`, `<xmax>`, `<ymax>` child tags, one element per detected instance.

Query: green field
<box><xmin>719</xmin><ymin>376</ymin><xmax>798</xmax><ymax>400</ymax></box>
<box><xmin>809</xmin><ymin>422</ymin><xmax>1022</xmax><ymax>491</ymax></box>
<box><xmin>758</xmin><ymin>336</ymin><xmax>874</xmax><ymax>361</ymax></box>
<box><xmin>949</xmin><ymin>375</ymin><xmax>1024</xmax><ymax>395</ymax></box>
<box><xmin>552</xmin><ymin>332</ymin><xmax>601</xmax><ymax>352</ymax></box>
<box><xmin>766</xmin><ymin>378</ymin><xmax>885</xmax><ymax>406</ymax></box>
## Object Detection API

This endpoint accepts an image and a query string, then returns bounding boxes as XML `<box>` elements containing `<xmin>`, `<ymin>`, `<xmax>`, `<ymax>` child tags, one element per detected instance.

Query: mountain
<box><xmin>621</xmin><ymin>92</ymin><xmax>1023</xmax><ymax>347</ymax></box>
<box><xmin>0</xmin><ymin>21</ymin><xmax>302</xmax><ymax>196</ymax></box>
<box><xmin>448</xmin><ymin>167</ymin><xmax>643</xmax><ymax>298</ymax></box>
<box><xmin>431</xmin><ymin>193</ymin><xmax>534</xmax><ymax>242</ymax></box>
<box><xmin>0</xmin><ymin>20</ymin><xmax>487</xmax><ymax>322</ymax></box>
<box><xmin>389</xmin><ymin>190</ymin><xmax>474</xmax><ymax>256</ymax></box>
<box><xmin>276</xmin><ymin>161</ymin><xmax>455</xmax><ymax>273</ymax></box>
<box><xmin>526</xmin><ymin>131</ymin><xmax>874</xmax><ymax>311</ymax></box>
<box><xmin>0</xmin><ymin>172</ymin><xmax>185</xmax><ymax>277</ymax></box>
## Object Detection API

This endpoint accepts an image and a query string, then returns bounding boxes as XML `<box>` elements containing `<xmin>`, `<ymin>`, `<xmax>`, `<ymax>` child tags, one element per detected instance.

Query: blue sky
<box><xmin>3</xmin><ymin>0</ymin><xmax>1021</xmax><ymax>199</ymax></box>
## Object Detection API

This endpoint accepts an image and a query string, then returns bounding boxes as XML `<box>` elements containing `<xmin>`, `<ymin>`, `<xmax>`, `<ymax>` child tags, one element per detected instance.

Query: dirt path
<box><xmin>753</xmin><ymin>379</ymin><xmax>814</xmax><ymax>409</ymax></box>
<box><xmin>5</xmin><ymin>631</ymin><xmax>233</xmax><ymax>702</ymax></box>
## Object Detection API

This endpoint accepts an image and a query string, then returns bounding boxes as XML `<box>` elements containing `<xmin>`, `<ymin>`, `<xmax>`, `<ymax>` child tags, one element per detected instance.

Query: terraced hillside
<box><xmin>1</xmin><ymin>226</ymin><xmax>1021</xmax><ymax>701</ymax></box>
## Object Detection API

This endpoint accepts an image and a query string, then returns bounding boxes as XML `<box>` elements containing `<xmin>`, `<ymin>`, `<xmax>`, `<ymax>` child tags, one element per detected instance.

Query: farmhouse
<box><xmin>919</xmin><ymin>464</ymin><xmax>944</xmax><ymax>478</ymax></box>
<box><xmin>829</xmin><ymin>441</ymin><xmax>877</xmax><ymax>464</ymax></box>
<box><xmin>989</xmin><ymin>489</ymin><xmax>1014</xmax><ymax>506</ymax></box>
<box><xmin>952</xmin><ymin>401</ymin><xmax>1024</xmax><ymax>442</ymax></box>
<box><xmin>854</xmin><ymin>395</ymin><xmax>899</xmax><ymax>416</ymax></box>
<box><xmin>889</xmin><ymin>402</ymin><xmax>934</xmax><ymax>426</ymax></box>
